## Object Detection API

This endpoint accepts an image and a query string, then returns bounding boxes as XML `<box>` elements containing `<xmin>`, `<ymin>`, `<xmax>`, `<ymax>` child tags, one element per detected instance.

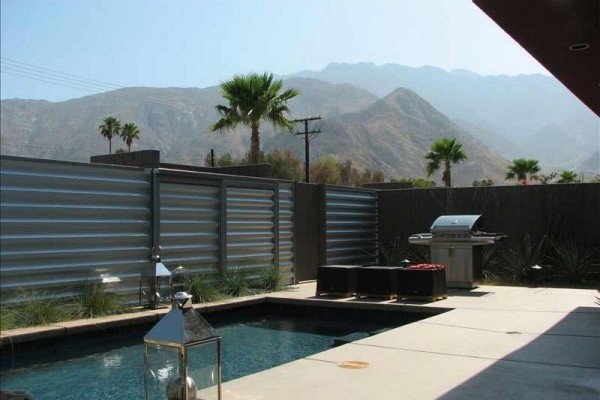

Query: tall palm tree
<box><xmin>98</xmin><ymin>116</ymin><xmax>121</xmax><ymax>154</ymax></box>
<box><xmin>211</xmin><ymin>73</ymin><xmax>299</xmax><ymax>164</ymax></box>
<box><xmin>505</xmin><ymin>159</ymin><xmax>540</xmax><ymax>183</ymax></box>
<box><xmin>120</xmin><ymin>122</ymin><xmax>140</xmax><ymax>152</ymax></box>
<box><xmin>425</xmin><ymin>137</ymin><xmax>467</xmax><ymax>187</ymax></box>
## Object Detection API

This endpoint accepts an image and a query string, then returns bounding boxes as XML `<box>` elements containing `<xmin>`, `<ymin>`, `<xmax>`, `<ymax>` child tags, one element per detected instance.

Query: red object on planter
<box><xmin>407</xmin><ymin>263</ymin><xmax>446</xmax><ymax>270</ymax></box>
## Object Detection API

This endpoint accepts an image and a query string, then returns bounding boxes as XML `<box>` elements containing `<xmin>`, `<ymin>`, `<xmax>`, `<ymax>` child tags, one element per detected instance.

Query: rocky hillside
<box><xmin>1</xmin><ymin>78</ymin><xmax>508</xmax><ymax>186</ymax></box>
<box><xmin>289</xmin><ymin>62</ymin><xmax>599</xmax><ymax>169</ymax></box>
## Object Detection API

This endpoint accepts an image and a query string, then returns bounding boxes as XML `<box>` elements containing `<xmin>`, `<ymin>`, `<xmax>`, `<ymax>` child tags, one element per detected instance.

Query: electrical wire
<box><xmin>0</xmin><ymin>58</ymin><xmax>185</xmax><ymax>108</ymax></box>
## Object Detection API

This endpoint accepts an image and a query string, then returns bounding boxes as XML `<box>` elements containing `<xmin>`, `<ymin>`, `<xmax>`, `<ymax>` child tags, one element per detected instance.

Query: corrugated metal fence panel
<box><xmin>226</xmin><ymin>186</ymin><xmax>275</xmax><ymax>276</ymax></box>
<box><xmin>0</xmin><ymin>157</ymin><xmax>152</xmax><ymax>302</ymax></box>
<box><xmin>160</xmin><ymin>183</ymin><xmax>220</xmax><ymax>276</ymax></box>
<box><xmin>278</xmin><ymin>183</ymin><xmax>294</xmax><ymax>283</ymax></box>
<box><xmin>324</xmin><ymin>186</ymin><xmax>378</xmax><ymax>265</ymax></box>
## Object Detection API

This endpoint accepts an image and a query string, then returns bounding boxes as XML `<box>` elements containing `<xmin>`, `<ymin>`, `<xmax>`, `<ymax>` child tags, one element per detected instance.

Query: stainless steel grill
<box><xmin>408</xmin><ymin>215</ymin><xmax>505</xmax><ymax>288</ymax></box>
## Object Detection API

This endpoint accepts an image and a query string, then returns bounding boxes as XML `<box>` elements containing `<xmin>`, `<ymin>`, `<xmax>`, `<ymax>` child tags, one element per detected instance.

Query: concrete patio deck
<box><xmin>1</xmin><ymin>283</ymin><xmax>598</xmax><ymax>399</ymax></box>
<box><xmin>222</xmin><ymin>282</ymin><xmax>600</xmax><ymax>400</ymax></box>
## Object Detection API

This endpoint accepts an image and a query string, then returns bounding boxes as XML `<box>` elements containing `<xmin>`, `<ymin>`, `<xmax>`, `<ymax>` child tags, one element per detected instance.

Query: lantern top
<box><xmin>155</xmin><ymin>262</ymin><xmax>171</xmax><ymax>278</ymax></box>
<box><xmin>144</xmin><ymin>299</ymin><xmax>219</xmax><ymax>347</ymax></box>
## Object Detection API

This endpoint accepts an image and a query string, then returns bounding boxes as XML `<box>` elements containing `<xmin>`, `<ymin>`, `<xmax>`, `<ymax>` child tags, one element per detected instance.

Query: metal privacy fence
<box><xmin>0</xmin><ymin>157</ymin><xmax>152</xmax><ymax>302</ymax></box>
<box><xmin>320</xmin><ymin>185</ymin><xmax>378</xmax><ymax>266</ymax></box>
<box><xmin>0</xmin><ymin>156</ymin><xmax>295</xmax><ymax>304</ymax></box>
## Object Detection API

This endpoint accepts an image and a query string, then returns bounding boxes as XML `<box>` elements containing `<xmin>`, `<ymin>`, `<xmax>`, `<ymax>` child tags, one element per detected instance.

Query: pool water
<box><xmin>0</xmin><ymin>306</ymin><xmax>411</xmax><ymax>400</ymax></box>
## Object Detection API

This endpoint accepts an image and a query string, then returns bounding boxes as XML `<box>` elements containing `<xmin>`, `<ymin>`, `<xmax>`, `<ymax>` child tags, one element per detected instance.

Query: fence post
<box><xmin>219</xmin><ymin>180</ymin><xmax>227</xmax><ymax>276</ymax></box>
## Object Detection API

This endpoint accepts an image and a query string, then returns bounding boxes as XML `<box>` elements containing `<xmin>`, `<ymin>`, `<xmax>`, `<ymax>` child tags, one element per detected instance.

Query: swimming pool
<box><xmin>1</xmin><ymin>303</ymin><xmax>428</xmax><ymax>399</ymax></box>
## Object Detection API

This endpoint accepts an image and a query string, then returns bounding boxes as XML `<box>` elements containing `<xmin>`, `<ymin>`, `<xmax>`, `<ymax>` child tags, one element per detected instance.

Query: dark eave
<box><xmin>474</xmin><ymin>0</ymin><xmax>600</xmax><ymax>116</ymax></box>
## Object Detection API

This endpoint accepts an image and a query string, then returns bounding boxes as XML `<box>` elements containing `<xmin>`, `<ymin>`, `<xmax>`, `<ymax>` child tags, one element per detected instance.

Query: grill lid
<box><xmin>430</xmin><ymin>215</ymin><xmax>482</xmax><ymax>233</ymax></box>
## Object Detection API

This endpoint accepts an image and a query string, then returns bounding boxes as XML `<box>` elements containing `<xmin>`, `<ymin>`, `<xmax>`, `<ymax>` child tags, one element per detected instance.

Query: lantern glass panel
<box><xmin>187</xmin><ymin>341</ymin><xmax>220</xmax><ymax>400</ymax></box>
<box><xmin>145</xmin><ymin>343</ymin><xmax>182</xmax><ymax>400</ymax></box>
<box><xmin>156</xmin><ymin>276</ymin><xmax>171</xmax><ymax>299</ymax></box>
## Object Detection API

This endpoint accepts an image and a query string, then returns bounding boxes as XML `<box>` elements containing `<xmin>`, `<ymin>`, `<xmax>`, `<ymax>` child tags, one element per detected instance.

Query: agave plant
<box><xmin>220</xmin><ymin>266</ymin><xmax>252</xmax><ymax>297</ymax></box>
<box><xmin>549</xmin><ymin>238</ymin><xmax>599</xmax><ymax>283</ymax></box>
<box><xmin>75</xmin><ymin>281</ymin><xmax>126</xmax><ymax>318</ymax></box>
<box><xmin>10</xmin><ymin>290</ymin><xmax>70</xmax><ymax>328</ymax></box>
<box><xmin>500</xmin><ymin>234</ymin><xmax>548</xmax><ymax>281</ymax></box>
<box><xmin>260</xmin><ymin>264</ymin><xmax>286</xmax><ymax>292</ymax></box>
<box><xmin>189</xmin><ymin>274</ymin><xmax>224</xmax><ymax>303</ymax></box>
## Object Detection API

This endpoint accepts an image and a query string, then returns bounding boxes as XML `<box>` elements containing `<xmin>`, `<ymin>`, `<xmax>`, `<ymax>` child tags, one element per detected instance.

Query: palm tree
<box><xmin>211</xmin><ymin>73</ymin><xmax>299</xmax><ymax>164</ymax></box>
<box><xmin>98</xmin><ymin>116</ymin><xmax>121</xmax><ymax>154</ymax></box>
<box><xmin>120</xmin><ymin>122</ymin><xmax>140</xmax><ymax>152</ymax></box>
<box><xmin>425</xmin><ymin>137</ymin><xmax>467</xmax><ymax>187</ymax></box>
<box><xmin>505</xmin><ymin>159</ymin><xmax>540</xmax><ymax>183</ymax></box>
<box><xmin>557</xmin><ymin>170</ymin><xmax>579</xmax><ymax>184</ymax></box>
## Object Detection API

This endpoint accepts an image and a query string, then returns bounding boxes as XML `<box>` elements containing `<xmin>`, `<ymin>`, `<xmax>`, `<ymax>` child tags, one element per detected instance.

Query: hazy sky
<box><xmin>1</xmin><ymin>0</ymin><xmax>549</xmax><ymax>102</ymax></box>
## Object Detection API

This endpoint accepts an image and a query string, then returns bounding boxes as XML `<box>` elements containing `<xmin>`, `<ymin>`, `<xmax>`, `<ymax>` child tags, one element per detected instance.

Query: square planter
<box><xmin>316</xmin><ymin>265</ymin><xmax>359</xmax><ymax>297</ymax></box>
<box><xmin>355</xmin><ymin>266</ymin><xmax>401</xmax><ymax>299</ymax></box>
<box><xmin>397</xmin><ymin>268</ymin><xmax>447</xmax><ymax>301</ymax></box>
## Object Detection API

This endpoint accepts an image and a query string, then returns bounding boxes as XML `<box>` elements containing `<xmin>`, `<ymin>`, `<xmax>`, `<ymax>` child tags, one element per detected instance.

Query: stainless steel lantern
<box><xmin>144</xmin><ymin>292</ymin><xmax>222</xmax><ymax>400</ymax></box>
<box><xmin>140</xmin><ymin>261</ymin><xmax>172</xmax><ymax>309</ymax></box>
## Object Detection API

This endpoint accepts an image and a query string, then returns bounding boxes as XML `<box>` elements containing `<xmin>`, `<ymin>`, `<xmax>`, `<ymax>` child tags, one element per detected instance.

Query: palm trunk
<box><xmin>250</xmin><ymin>125</ymin><xmax>260</xmax><ymax>164</ymax></box>
<box><xmin>109</xmin><ymin>137</ymin><xmax>112</xmax><ymax>154</ymax></box>
<box><xmin>445</xmin><ymin>160</ymin><xmax>451</xmax><ymax>187</ymax></box>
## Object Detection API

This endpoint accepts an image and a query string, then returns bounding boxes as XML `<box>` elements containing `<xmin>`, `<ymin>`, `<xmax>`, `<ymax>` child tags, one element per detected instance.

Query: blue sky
<box><xmin>1</xmin><ymin>0</ymin><xmax>548</xmax><ymax>102</ymax></box>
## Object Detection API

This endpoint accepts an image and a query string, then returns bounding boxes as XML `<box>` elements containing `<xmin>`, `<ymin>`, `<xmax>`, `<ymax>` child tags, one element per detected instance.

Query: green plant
<box><xmin>211</xmin><ymin>72</ymin><xmax>300</xmax><ymax>164</ymax></box>
<box><xmin>500</xmin><ymin>234</ymin><xmax>548</xmax><ymax>281</ymax></box>
<box><xmin>260</xmin><ymin>265</ymin><xmax>286</xmax><ymax>292</ymax></box>
<box><xmin>189</xmin><ymin>274</ymin><xmax>224</xmax><ymax>303</ymax></box>
<box><xmin>120</xmin><ymin>122</ymin><xmax>140</xmax><ymax>152</ymax></box>
<box><xmin>220</xmin><ymin>267</ymin><xmax>252</xmax><ymax>297</ymax></box>
<box><xmin>481</xmin><ymin>245</ymin><xmax>503</xmax><ymax>281</ymax></box>
<box><xmin>505</xmin><ymin>159</ymin><xmax>540</xmax><ymax>183</ymax></box>
<box><xmin>1</xmin><ymin>305</ymin><xmax>17</xmax><ymax>330</ymax></box>
<box><xmin>472</xmin><ymin>179</ymin><xmax>493</xmax><ymax>187</ymax></box>
<box><xmin>549</xmin><ymin>238</ymin><xmax>599</xmax><ymax>283</ymax></box>
<box><xmin>379</xmin><ymin>237</ymin><xmax>429</xmax><ymax>266</ymax></box>
<box><xmin>390</xmin><ymin>177</ymin><xmax>434</xmax><ymax>188</ymax></box>
<box><xmin>10</xmin><ymin>291</ymin><xmax>69</xmax><ymax>327</ymax></box>
<box><xmin>98</xmin><ymin>116</ymin><xmax>121</xmax><ymax>154</ymax></box>
<box><xmin>75</xmin><ymin>282</ymin><xmax>125</xmax><ymax>318</ymax></box>
<box><xmin>425</xmin><ymin>137</ymin><xmax>467</xmax><ymax>187</ymax></box>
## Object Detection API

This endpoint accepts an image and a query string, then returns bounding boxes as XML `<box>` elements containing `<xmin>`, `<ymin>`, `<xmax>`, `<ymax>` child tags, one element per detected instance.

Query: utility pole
<box><xmin>293</xmin><ymin>116</ymin><xmax>321</xmax><ymax>183</ymax></box>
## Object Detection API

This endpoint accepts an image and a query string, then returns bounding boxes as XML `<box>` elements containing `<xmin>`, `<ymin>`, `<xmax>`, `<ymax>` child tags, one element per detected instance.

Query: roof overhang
<box><xmin>474</xmin><ymin>0</ymin><xmax>600</xmax><ymax>116</ymax></box>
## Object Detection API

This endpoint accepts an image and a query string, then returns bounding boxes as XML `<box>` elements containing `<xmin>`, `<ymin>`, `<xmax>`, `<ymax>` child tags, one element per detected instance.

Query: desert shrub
<box><xmin>220</xmin><ymin>267</ymin><xmax>252</xmax><ymax>297</ymax></box>
<box><xmin>549</xmin><ymin>238</ymin><xmax>599</xmax><ymax>283</ymax></box>
<box><xmin>189</xmin><ymin>274</ymin><xmax>225</xmax><ymax>303</ymax></box>
<box><xmin>75</xmin><ymin>282</ymin><xmax>126</xmax><ymax>318</ymax></box>
<box><xmin>481</xmin><ymin>245</ymin><xmax>504</xmax><ymax>282</ymax></box>
<box><xmin>0</xmin><ymin>306</ymin><xmax>17</xmax><ymax>330</ymax></box>
<box><xmin>499</xmin><ymin>234</ymin><xmax>548</xmax><ymax>281</ymax></box>
<box><xmin>379</xmin><ymin>237</ymin><xmax>429</xmax><ymax>266</ymax></box>
<box><xmin>260</xmin><ymin>265</ymin><xmax>286</xmax><ymax>292</ymax></box>
<box><xmin>8</xmin><ymin>291</ymin><xmax>70</xmax><ymax>328</ymax></box>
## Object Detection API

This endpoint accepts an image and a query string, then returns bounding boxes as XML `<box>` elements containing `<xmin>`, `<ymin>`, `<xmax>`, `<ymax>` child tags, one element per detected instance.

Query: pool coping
<box><xmin>0</xmin><ymin>286</ymin><xmax>451</xmax><ymax>346</ymax></box>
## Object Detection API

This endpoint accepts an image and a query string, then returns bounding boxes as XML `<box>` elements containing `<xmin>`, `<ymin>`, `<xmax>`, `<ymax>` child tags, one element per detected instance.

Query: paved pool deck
<box><xmin>1</xmin><ymin>283</ymin><xmax>599</xmax><ymax>399</ymax></box>
<box><xmin>223</xmin><ymin>283</ymin><xmax>600</xmax><ymax>400</ymax></box>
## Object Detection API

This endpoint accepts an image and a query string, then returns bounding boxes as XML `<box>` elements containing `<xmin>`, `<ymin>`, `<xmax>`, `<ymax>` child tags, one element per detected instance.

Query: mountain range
<box><xmin>1</xmin><ymin>62</ymin><xmax>598</xmax><ymax>184</ymax></box>
<box><xmin>289</xmin><ymin>62</ymin><xmax>599</xmax><ymax>169</ymax></box>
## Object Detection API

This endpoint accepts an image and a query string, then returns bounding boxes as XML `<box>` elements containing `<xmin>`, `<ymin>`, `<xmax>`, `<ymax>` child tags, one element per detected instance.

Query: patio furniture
<box><xmin>316</xmin><ymin>265</ymin><xmax>359</xmax><ymax>297</ymax></box>
<box><xmin>355</xmin><ymin>266</ymin><xmax>401</xmax><ymax>299</ymax></box>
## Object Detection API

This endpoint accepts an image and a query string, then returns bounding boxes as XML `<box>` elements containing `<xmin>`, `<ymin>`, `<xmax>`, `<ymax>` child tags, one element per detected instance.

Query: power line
<box><xmin>0</xmin><ymin>58</ymin><xmax>183</xmax><ymax>107</ymax></box>
<box><xmin>1</xmin><ymin>57</ymin><xmax>181</xmax><ymax>104</ymax></box>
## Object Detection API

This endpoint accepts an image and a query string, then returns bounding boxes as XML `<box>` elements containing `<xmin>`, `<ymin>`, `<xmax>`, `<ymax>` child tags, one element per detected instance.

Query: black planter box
<box><xmin>355</xmin><ymin>266</ymin><xmax>401</xmax><ymax>299</ymax></box>
<box><xmin>316</xmin><ymin>265</ymin><xmax>359</xmax><ymax>297</ymax></box>
<box><xmin>396</xmin><ymin>268</ymin><xmax>447</xmax><ymax>301</ymax></box>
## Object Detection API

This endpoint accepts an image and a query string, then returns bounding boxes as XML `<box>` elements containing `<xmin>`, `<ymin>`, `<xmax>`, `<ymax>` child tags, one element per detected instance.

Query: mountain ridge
<box><xmin>1</xmin><ymin>77</ymin><xmax>507</xmax><ymax>186</ymax></box>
